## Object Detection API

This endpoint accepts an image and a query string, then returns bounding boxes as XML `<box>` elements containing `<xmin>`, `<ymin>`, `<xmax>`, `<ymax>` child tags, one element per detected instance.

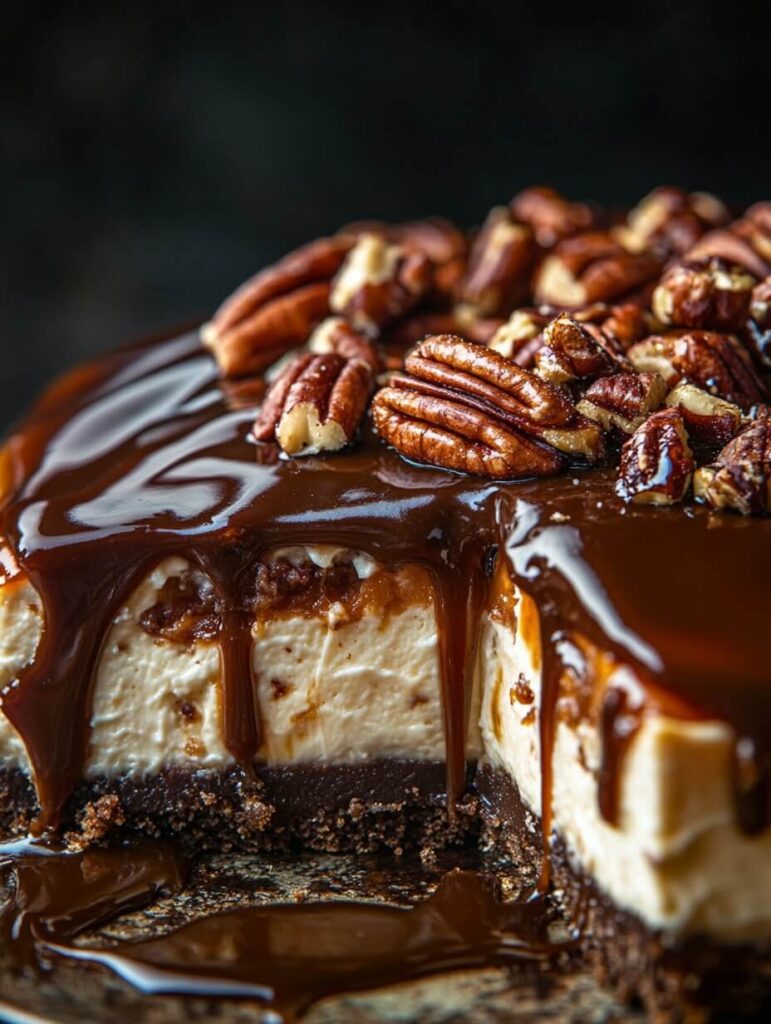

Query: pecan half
<box><xmin>615</xmin><ymin>186</ymin><xmax>728</xmax><ymax>258</ymax></box>
<box><xmin>330</xmin><ymin>234</ymin><xmax>432</xmax><ymax>334</ymax></box>
<box><xmin>617</xmin><ymin>408</ymin><xmax>695</xmax><ymax>505</ymax></box>
<box><xmin>509</xmin><ymin>186</ymin><xmax>595</xmax><ymax>248</ymax></box>
<box><xmin>694</xmin><ymin>408</ymin><xmax>771</xmax><ymax>515</ymax></box>
<box><xmin>534</xmin><ymin>231</ymin><xmax>661</xmax><ymax>309</ymax></box>
<box><xmin>688</xmin><ymin>203</ymin><xmax>771</xmax><ymax>280</ymax></box>
<box><xmin>308</xmin><ymin>317</ymin><xmax>381</xmax><ymax>375</ymax></box>
<box><xmin>652</xmin><ymin>258</ymin><xmax>755</xmax><ymax>332</ymax></box>
<box><xmin>744</xmin><ymin>277</ymin><xmax>771</xmax><ymax>370</ymax></box>
<box><xmin>372</xmin><ymin>334</ymin><xmax>604</xmax><ymax>475</ymax></box>
<box><xmin>456</xmin><ymin>207</ymin><xmax>536</xmax><ymax>317</ymax></box>
<box><xmin>253</xmin><ymin>352</ymin><xmax>372</xmax><ymax>456</ymax></box>
<box><xmin>663</xmin><ymin>380</ymin><xmax>743</xmax><ymax>447</ymax></box>
<box><xmin>534</xmin><ymin>313</ymin><xmax>620</xmax><ymax>385</ymax></box>
<box><xmin>577</xmin><ymin>372</ymin><xmax>666</xmax><ymax>434</ymax></box>
<box><xmin>627</xmin><ymin>330</ymin><xmax>767</xmax><ymax>411</ymax></box>
<box><xmin>202</xmin><ymin>236</ymin><xmax>351</xmax><ymax>377</ymax></box>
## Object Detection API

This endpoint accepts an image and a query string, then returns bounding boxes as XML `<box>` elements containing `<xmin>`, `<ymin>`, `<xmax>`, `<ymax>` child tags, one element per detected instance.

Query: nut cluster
<box><xmin>202</xmin><ymin>184</ymin><xmax>771</xmax><ymax>514</ymax></box>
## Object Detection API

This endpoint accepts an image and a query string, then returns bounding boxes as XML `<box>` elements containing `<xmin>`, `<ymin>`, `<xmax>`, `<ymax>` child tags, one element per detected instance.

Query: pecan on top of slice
<box><xmin>330</xmin><ymin>233</ymin><xmax>433</xmax><ymax>335</ymax></box>
<box><xmin>371</xmin><ymin>334</ymin><xmax>605</xmax><ymax>479</ymax></box>
<box><xmin>614</xmin><ymin>186</ymin><xmax>728</xmax><ymax>258</ymax></box>
<box><xmin>534</xmin><ymin>231</ymin><xmax>661</xmax><ymax>310</ymax></box>
<box><xmin>652</xmin><ymin>257</ymin><xmax>756</xmax><ymax>332</ymax></box>
<box><xmin>694</xmin><ymin>407</ymin><xmax>771</xmax><ymax>515</ymax></box>
<box><xmin>627</xmin><ymin>330</ymin><xmax>768</xmax><ymax>411</ymax></box>
<box><xmin>455</xmin><ymin>207</ymin><xmax>537</xmax><ymax>318</ymax></box>
<box><xmin>509</xmin><ymin>186</ymin><xmax>596</xmax><ymax>248</ymax></box>
<box><xmin>253</xmin><ymin>350</ymin><xmax>373</xmax><ymax>458</ymax></box>
<box><xmin>202</xmin><ymin>236</ymin><xmax>352</xmax><ymax>377</ymax></box>
<box><xmin>617</xmin><ymin>407</ymin><xmax>695</xmax><ymax>506</ymax></box>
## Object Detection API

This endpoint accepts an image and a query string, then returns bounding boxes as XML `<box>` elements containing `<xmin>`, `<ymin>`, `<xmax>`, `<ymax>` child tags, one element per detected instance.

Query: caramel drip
<box><xmin>1</xmin><ymin>329</ymin><xmax>770</xmax><ymax>842</ymax></box>
<box><xmin>0</xmin><ymin>841</ymin><xmax>562</xmax><ymax>1022</ymax></box>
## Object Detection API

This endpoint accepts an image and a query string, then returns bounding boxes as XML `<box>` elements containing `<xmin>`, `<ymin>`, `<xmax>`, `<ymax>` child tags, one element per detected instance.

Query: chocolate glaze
<box><xmin>0</xmin><ymin>840</ymin><xmax>560</xmax><ymax>1023</ymax></box>
<box><xmin>1</xmin><ymin>328</ymin><xmax>770</xmax><ymax>845</ymax></box>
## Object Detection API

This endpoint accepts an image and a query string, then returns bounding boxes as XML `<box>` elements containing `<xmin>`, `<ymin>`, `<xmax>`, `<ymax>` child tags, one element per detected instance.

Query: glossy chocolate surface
<box><xmin>0</xmin><ymin>329</ymin><xmax>769</xmax><ymax>840</ymax></box>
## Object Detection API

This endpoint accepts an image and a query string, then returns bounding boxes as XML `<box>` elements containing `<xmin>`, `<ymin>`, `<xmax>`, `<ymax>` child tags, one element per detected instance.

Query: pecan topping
<box><xmin>330</xmin><ymin>234</ymin><xmax>432</xmax><ymax>334</ymax></box>
<box><xmin>202</xmin><ymin>237</ymin><xmax>351</xmax><ymax>377</ymax></box>
<box><xmin>253</xmin><ymin>351</ymin><xmax>372</xmax><ymax>456</ymax></box>
<box><xmin>652</xmin><ymin>258</ymin><xmax>755</xmax><ymax>332</ymax></box>
<box><xmin>687</xmin><ymin>202</ymin><xmax>771</xmax><ymax>280</ymax></box>
<box><xmin>509</xmin><ymin>186</ymin><xmax>595</xmax><ymax>248</ymax></box>
<box><xmin>372</xmin><ymin>334</ymin><xmax>605</xmax><ymax>477</ymax></box>
<box><xmin>617</xmin><ymin>408</ymin><xmax>695</xmax><ymax>505</ymax></box>
<box><xmin>489</xmin><ymin>308</ymin><xmax>553</xmax><ymax>365</ymax></box>
<box><xmin>308</xmin><ymin>317</ymin><xmax>381</xmax><ymax>375</ymax></box>
<box><xmin>534</xmin><ymin>314</ymin><xmax>620</xmax><ymax>385</ymax></box>
<box><xmin>615</xmin><ymin>186</ymin><xmax>728</xmax><ymax>258</ymax></box>
<box><xmin>456</xmin><ymin>207</ymin><xmax>536</xmax><ymax>317</ymax></box>
<box><xmin>664</xmin><ymin>380</ymin><xmax>744</xmax><ymax>448</ymax></box>
<box><xmin>534</xmin><ymin>231</ymin><xmax>661</xmax><ymax>309</ymax></box>
<box><xmin>627</xmin><ymin>330</ymin><xmax>767</xmax><ymax>411</ymax></box>
<box><xmin>744</xmin><ymin>277</ymin><xmax>771</xmax><ymax>370</ymax></box>
<box><xmin>577</xmin><ymin>372</ymin><xmax>666</xmax><ymax>434</ymax></box>
<box><xmin>694</xmin><ymin>408</ymin><xmax>771</xmax><ymax>515</ymax></box>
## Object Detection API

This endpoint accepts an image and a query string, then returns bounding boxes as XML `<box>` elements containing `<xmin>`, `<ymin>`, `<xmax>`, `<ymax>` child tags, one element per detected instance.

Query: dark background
<box><xmin>4</xmin><ymin>1</ymin><xmax>770</xmax><ymax>428</ymax></box>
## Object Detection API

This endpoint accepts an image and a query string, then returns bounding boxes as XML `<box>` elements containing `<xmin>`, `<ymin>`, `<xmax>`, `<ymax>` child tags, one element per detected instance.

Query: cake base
<box><xmin>477</xmin><ymin>765</ymin><xmax>771</xmax><ymax>1021</ymax></box>
<box><xmin>0</xmin><ymin>761</ymin><xmax>479</xmax><ymax>855</ymax></box>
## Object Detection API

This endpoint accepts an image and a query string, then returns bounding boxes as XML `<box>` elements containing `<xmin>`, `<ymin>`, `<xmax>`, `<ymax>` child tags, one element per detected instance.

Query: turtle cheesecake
<box><xmin>1</xmin><ymin>185</ymin><xmax>770</xmax><ymax>1017</ymax></box>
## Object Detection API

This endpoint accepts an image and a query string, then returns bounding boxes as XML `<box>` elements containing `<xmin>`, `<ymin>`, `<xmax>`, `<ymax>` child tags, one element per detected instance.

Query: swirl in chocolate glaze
<box><xmin>0</xmin><ymin>329</ymin><xmax>770</xmax><ymax>849</ymax></box>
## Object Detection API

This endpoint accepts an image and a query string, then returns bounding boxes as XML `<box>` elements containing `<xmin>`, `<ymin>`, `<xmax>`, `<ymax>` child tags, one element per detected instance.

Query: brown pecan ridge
<box><xmin>202</xmin><ymin>236</ymin><xmax>352</xmax><ymax>377</ymax></box>
<box><xmin>615</xmin><ymin>186</ymin><xmax>728</xmax><ymax>258</ymax></box>
<box><xmin>694</xmin><ymin>407</ymin><xmax>771</xmax><ymax>515</ymax></box>
<box><xmin>253</xmin><ymin>350</ymin><xmax>372</xmax><ymax>457</ymax></box>
<box><xmin>627</xmin><ymin>330</ymin><xmax>767</xmax><ymax>411</ymax></box>
<box><xmin>577</xmin><ymin>372</ymin><xmax>666</xmax><ymax>435</ymax></box>
<box><xmin>534</xmin><ymin>231</ymin><xmax>661</xmax><ymax>309</ymax></box>
<box><xmin>308</xmin><ymin>317</ymin><xmax>381</xmax><ymax>376</ymax></box>
<box><xmin>509</xmin><ymin>186</ymin><xmax>595</xmax><ymax>248</ymax></box>
<box><xmin>534</xmin><ymin>313</ymin><xmax>623</xmax><ymax>385</ymax></box>
<box><xmin>687</xmin><ymin>202</ymin><xmax>771</xmax><ymax>280</ymax></box>
<box><xmin>371</xmin><ymin>334</ymin><xmax>605</xmax><ymax>478</ymax></box>
<box><xmin>617</xmin><ymin>408</ymin><xmax>695</xmax><ymax>505</ymax></box>
<box><xmin>456</xmin><ymin>207</ymin><xmax>537</xmax><ymax>318</ymax></box>
<box><xmin>652</xmin><ymin>258</ymin><xmax>755</xmax><ymax>332</ymax></box>
<box><xmin>663</xmin><ymin>380</ymin><xmax>744</xmax><ymax>448</ymax></box>
<box><xmin>330</xmin><ymin>234</ymin><xmax>433</xmax><ymax>334</ymax></box>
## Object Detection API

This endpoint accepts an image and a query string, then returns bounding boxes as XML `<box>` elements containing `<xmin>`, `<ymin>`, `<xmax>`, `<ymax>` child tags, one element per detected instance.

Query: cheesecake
<box><xmin>1</xmin><ymin>184</ymin><xmax>770</xmax><ymax>1017</ymax></box>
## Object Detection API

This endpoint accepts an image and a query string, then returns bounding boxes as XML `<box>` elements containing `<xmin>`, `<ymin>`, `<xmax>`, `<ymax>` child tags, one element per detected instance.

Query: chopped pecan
<box><xmin>509</xmin><ymin>186</ymin><xmax>595</xmax><ymax>248</ymax></box>
<box><xmin>340</xmin><ymin>216</ymin><xmax>468</xmax><ymax>305</ymax></box>
<box><xmin>534</xmin><ymin>231</ymin><xmax>661</xmax><ymax>309</ymax></box>
<box><xmin>615</xmin><ymin>186</ymin><xmax>728</xmax><ymax>258</ymax></box>
<box><xmin>688</xmin><ymin>203</ymin><xmax>771</xmax><ymax>280</ymax></box>
<box><xmin>599</xmin><ymin>303</ymin><xmax>655</xmax><ymax>350</ymax></box>
<box><xmin>330</xmin><ymin>234</ymin><xmax>432</xmax><ymax>334</ymax></box>
<box><xmin>308</xmin><ymin>317</ymin><xmax>381</xmax><ymax>375</ymax></box>
<box><xmin>744</xmin><ymin>277</ymin><xmax>771</xmax><ymax>370</ymax></box>
<box><xmin>456</xmin><ymin>207</ymin><xmax>537</xmax><ymax>317</ymax></box>
<box><xmin>534</xmin><ymin>313</ymin><xmax>620</xmax><ymax>385</ymax></box>
<box><xmin>202</xmin><ymin>236</ymin><xmax>351</xmax><ymax>377</ymax></box>
<box><xmin>617</xmin><ymin>408</ymin><xmax>695</xmax><ymax>505</ymax></box>
<box><xmin>652</xmin><ymin>258</ymin><xmax>755</xmax><ymax>331</ymax></box>
<box><xmin>694</xmin><ymin>408</ymin><xmax>771</xmax><ymax>515</ymax></box>
<box><xmin>489</xmin><ymin>307</ymin><xmax>553</xmax><ymax>365</ymax></box>
<box><xmin>577</xmin><ymin>372</ymin><xmax>666</xmax><ymax>434</ymax></box>
<box><xmin>664</xmin><ymin>380</ymin><xmax>743</xmax><ymax>447</ymax></box>
<box><xmin>253</xmin><ymin>351</ymin><xmax>372</xmax><ymax>456</ymax></box>
<box><xmin>372</xmin><ymin>334</ymin><xmax>604</xmax><ymax>475</ymax></box>
<box><xmin>627</xmin><ymin>330</ymin><xmax>767</xmax><ymax>411</ymax></box>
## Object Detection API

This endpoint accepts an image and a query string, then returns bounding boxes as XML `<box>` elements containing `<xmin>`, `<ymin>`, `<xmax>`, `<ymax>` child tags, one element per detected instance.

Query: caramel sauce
<box><xmin>0</xmin><ymin>328</ymin><xmax>769</xmax><ymax>848</ymax></box>
<box><xmin>0</xmin><ymin>840</ymin><xmax>562</xmax><ymax>1022</ymax></box>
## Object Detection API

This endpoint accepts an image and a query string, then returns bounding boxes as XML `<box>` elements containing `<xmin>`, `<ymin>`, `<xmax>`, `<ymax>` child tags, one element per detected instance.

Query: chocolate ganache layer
<box><xmin>1</xmin><ymin>326</ymin><xmax>769</xmax><ymax>844</ymax></box>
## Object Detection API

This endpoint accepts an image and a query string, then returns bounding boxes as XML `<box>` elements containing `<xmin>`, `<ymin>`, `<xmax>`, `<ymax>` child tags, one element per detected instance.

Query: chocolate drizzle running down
<box><xmin>0</xmin><ymin>840</ymin><xmax>563</xmax><ymax>1023</ymax></box>
<box><xmin>1</xmin><ymin>328</ymin><xmax>770</xmax><ymax>849</ymax></box>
